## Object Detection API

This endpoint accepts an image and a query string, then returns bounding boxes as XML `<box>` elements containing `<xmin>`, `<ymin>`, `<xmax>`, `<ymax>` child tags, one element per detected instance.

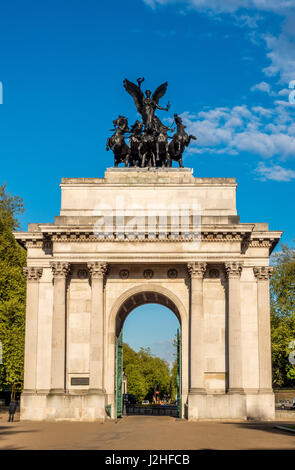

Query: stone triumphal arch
<box><xmin>15</xmin><ymin>168</ymin><xmax>282</xmax><ymax>421</ymax></box>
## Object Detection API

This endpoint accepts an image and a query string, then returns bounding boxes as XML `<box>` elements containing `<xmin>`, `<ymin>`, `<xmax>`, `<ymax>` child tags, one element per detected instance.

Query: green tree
<box><xmin>270</xmin><ymin>244</ymin><xmax>295</xmax><ymax>388</ymax></box>
<box><xmin>170</xmin><ymin>334</ymin><xmax>178</xmax><ymax>400</ymax></box>
<box><xmin>123</xmin><ymin>343</ymin><xmax>148</xmax><ymax>401</ymax></box>
<box><xmin>0</xmin><ymin>183</ymin><xmax>26</xmax><ymax>388</ymax></box>
<box><xmin>123</xmin><ymin>343</ymin><xmax>172</xmax><ymax>402</ymax></box>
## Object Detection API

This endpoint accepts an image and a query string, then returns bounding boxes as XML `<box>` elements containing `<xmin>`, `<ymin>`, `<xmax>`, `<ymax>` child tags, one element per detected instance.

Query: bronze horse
<box><xmin>139</xmin><ymin>128</ymin><xmax>157</xmax><ymax>168</ymax></box>
<box><xmin>129</xmin><ymin>120</ymin><xmax>143</xmax><ymax>167</ymax></box>
<box><xmin>106</xmin><ymin>115</ymin><xmax>130</xmax><ymax>167</ymax></box>
<box><xmin>168</xmin><ymin>114</ymin><xmax>196</xmax><ymax>168</ymax></box>
<box><xmin>155</xmin><ymin>124</ymin><xmax>170</xmax><ymax>168</ymax></box>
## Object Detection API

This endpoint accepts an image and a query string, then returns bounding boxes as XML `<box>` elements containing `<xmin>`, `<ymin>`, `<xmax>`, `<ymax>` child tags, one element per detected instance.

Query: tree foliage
<box><xmin>0</xmin><ymin>183</ymin><xmax>26</xmax><ymax>388</ymax></box>
<box><xmin>123</xmin><ymin>343</ymin><xmax>172</xmax><ymax>402</ymax></box>
<box><xmin>270</xmin><ymin>244</ymin><xmax>295</xmax><ymax>388</ymax></box>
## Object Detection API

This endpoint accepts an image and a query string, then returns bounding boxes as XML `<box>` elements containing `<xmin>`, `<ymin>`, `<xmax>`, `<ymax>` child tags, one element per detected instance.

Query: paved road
<box><xmin>1</xmin><ymin>412</ymin><xmax>295</xmax><ymax>450</ymax></box>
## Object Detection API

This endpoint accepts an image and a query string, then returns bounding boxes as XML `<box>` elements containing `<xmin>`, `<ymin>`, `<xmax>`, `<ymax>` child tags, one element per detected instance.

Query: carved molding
<box><xmin>224</xmin><ymin>261</ymin><xmax>243</xmax><ymax>279</ymax></box>
<box><xmin>49</xmin><ymin>231</ymin><xmax>245</xmax><ymax>243</ymax></box>
<box><xmin>242</xmin><ymin>239</ymin><xmax>273</xmax><ymax>250</ymax></box>
<box><xmin>50</xmin><ymin>262</ymin><xmax>71</xmax><ymax>279</ymax></box>
<box><xmin>23</xmin><ymin>267</ymin><xmax>43</xmax><ymax>281</ymax></box>
<box><xmin>167</xmin><ymin>268</ymin><xmax>178</xmax><ymax>279</ymax></box>
<box><xmin>87</xmin><ymin>262</ymin><xmax>108</xmax><ymax>279</ymax></box>
<box><xmin>187</xmin><ymin>262</ymin><xmax>207</xmax><ymax>279</ymax></box>
<box><xmin>253</xmin><ymin>266</ymin><xmax>273</xmax><ymax>280</ymax></box>
<box><xmin>143</xmin><ymin>269</ymin><xmax>154</xmax><ymax>279</ymax></box>
<box><xmin>119</xmin><ymin>269</ymin><xmax>129</xmax><ymax>279</ymax></box>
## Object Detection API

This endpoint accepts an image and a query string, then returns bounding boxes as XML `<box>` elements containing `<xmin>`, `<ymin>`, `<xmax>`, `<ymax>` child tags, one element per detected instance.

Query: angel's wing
<box><xmin>152</xmin><ymin>82</ymin><xmax>168</xmax><ymax>104</ymax></box>
<box><xmin>123</xmin><ymin>79</ymin><xmax>144</xmax><ymax>113</ymax></box>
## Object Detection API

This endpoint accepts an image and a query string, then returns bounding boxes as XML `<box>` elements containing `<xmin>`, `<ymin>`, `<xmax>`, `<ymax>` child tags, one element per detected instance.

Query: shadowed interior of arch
<box><xmin>115</xmin><ymin>300</ymin><xmax>182</xmax><ymax>417</ymax></box>
<box><xmin>115</xmin><ymin>290</ymin><xmax>181</xmax><ymax>337</ymax></box>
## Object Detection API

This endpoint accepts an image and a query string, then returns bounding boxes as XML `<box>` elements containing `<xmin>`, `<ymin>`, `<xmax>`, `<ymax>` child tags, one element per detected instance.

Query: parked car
<box><xmin>142</xmin><ymin>400</ymin><xmax>149</xmax><ymax>405</ymax></box>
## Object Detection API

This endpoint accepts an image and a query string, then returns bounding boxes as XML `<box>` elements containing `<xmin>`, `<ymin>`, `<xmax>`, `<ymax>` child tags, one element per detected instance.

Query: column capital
<box><xmin>87</xmin><ymin>262</ymin><xmax>108</xmax><ymax>279</ymax></box>
<box><xmin>23</xmin><ymin>266</ymin><xmax>43</xmax><ymax>281</ymax></box>
<box><xmin>187</xmin><ymin>262</ymin><xmax>207</xmax><ymax>279</ymax></box>
<box><xmin>225</xmin><ymin>261</ymin><xmax>243</xmax><ymax>279</ymax></box>
<box><xmin>253</xmin><ymin>266</ymin><xmax>273</xmax><ymax>280</ymax></box>
<box><xmin>50</xmin><ymin>261</ymin><xmax>71</xmax><ymax>279</ymax></box>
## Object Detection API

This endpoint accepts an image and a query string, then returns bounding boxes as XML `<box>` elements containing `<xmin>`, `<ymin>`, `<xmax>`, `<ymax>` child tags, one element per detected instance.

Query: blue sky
<box><xmin>1</xmin><ymin>0</ymin><xmax>294</xmax><ymax>360</ymax></box>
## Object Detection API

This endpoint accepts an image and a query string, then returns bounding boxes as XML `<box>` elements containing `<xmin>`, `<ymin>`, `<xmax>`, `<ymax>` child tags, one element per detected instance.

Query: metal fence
<box><xmin>126</xmin><ymin>405</ymin><xmax>179</xmax><ymax>417</ymax></box>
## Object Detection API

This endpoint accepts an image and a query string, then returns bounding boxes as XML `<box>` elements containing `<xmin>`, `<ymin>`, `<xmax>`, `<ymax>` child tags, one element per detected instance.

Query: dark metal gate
<box><xmin>116</xmin><ymin>327</ymin><xmax>182</xmax><ymax>419</ymax></box>
<box><xmin>177</xmin><ymin>328</ymin><xmax>182</xmax><ymax>418</ymax></box>
<box><xmin>115</xmin><ymin>329</ymin><xmax>123</xmax><ymax>419</ymax></box>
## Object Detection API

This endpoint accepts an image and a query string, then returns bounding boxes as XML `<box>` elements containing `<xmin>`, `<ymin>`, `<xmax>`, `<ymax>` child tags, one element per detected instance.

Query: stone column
<box><xmin>50</xmin><ymin>261</ymin><xmax>71</xmax><ymax>394</ymax></box>
<box><xmin>23</xmin><ymin>267</ymin><xmax>43</xmax><ymax>394</ymax></box>
<box><xmin>87</xmin><ymin>262</ymin><xmax>108</xmax><ymax>394</ymax></box>
<box><xmin>253</xmin><ymin>266</ymin><xmax>273</xmax><ymax>392</ymax></box>
<box><xmin>187</xmin><ymin>262</ymin><xmax>207</xmax><ymax>393</ymax></box>
<box><xmin>225</xmin><ymin>261</ymin><xmax>244</xmax><ymax>393</ymax></box>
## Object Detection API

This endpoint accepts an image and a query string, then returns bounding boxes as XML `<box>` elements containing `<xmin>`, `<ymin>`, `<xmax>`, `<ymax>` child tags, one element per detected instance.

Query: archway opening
<box><xmin>115</xmin><ymin>292</ymin><xmax>182</xmax><ymax>419</ymax></box>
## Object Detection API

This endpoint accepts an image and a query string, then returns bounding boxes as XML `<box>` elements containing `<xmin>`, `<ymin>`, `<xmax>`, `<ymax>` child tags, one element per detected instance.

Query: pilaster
<box><xmin>187</xmin><ymin>262</ymin><xmax>207</xmax><ymax>394</ymax></box>
<box><xmin>224</xmin><ymin>261</ymin><xmax>244</xmax><ymax>394</ymax></box>
<box><xmin>49</xmin><ymin>261</ymin><xmax>71</xmax><ymax>394</ymax></box>
<box><xmin>22</xmin><ymin>267</ymin><xmax>43</xmax><ymax>394</ymax></box>
<box><xmin>87</xmin><ymin>262</ymin><xmax>108</xmax><ymax>394</ymax></box>
<box><xmin>253</xmin><ymin>266</ymin><xmax>274</xmax><ymax>393</ymax></box>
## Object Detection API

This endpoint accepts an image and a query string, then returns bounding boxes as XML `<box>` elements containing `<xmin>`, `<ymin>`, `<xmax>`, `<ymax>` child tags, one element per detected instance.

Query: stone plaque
<box><xmin>71</xmin><ymin>377</ymin><xmax>89</xmax><ymax>386</ymax></box>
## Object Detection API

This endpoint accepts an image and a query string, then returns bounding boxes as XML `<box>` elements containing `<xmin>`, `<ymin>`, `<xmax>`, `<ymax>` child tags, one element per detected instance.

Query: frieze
<box><xmin>49</xmin><ymin>231</ymin><xmax>245</xmax><ymax>243</ymax></box>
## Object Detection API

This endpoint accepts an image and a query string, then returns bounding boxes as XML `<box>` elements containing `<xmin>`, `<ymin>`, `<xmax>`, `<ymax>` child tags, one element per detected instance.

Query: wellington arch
<box><xmin>15</xmin><ymin>167</ymin><xmax>282</xmax><ymax>421</ymax></box>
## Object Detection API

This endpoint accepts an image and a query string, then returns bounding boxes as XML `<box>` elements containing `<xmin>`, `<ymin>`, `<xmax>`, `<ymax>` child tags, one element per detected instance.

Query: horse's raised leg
<box><xmin>124</xmin><ymin>152</ymin><xmax>129</xmax><ymax>168</ymax></box>
<box><xmin>141</xmin><ymin>153</ymin><xmax>146</xmax><ymax>168</ymax></box>
<box><xmin>156</xmin><ymin>142</ymin><xmax>160</xmax><ymax>167</ymax></box>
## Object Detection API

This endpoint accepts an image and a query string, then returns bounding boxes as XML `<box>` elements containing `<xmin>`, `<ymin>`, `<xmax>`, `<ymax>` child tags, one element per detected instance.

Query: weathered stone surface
<box><xmin>14</xmin><ymin>168</ymin><xmax>282</xmax><ymax>421</ymax></box>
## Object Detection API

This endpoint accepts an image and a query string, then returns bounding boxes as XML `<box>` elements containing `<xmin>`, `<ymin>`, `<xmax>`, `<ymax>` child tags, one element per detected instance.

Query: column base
<box><xmin>188</xmin><ymin>392</ymin><xmax>247</xmax><ymax>420</ymax></box>
<box><xmin>22</xmin><ymin>389</ymin><xmax>37</xmax><ymax>395</ymax></box>
<box><xmin>88</xmin><ymin>388</ymin><xmax>105</xmax><ymax>395</ymax></box>
<box><xmin>20</xmin><ymin>391</ymin><xmax>107</xmax><ymax>421</ymax></box>
<box><xmin>48</xmin><ymin>388</ymin><xmax>65</xmax><ymax>395</ymax></box>
<box><xmin>189</xmin><ymin>388</ymin><xmax>206</xmax><ymax>395</ymax></box>
<box><xmin>227</xmin><ymin>388</ymin><xmax>245</xmax><ymax>395</ymax></box>
<box><xmin>245</xmin><ymin>391</ymin><xmax>275</xmax><ymax>420</ymax></box>
<box><xmin>187</xmin><ymin>391</ymin><xmax>275</xmax><ymax>420</ymax></box>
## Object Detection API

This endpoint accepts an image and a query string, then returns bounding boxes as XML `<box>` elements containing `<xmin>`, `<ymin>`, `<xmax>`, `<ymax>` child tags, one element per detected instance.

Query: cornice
<box><xmin>13</xmin><ymin>228</ymin><xmax>282</xmax><ymax>252</ymax></box>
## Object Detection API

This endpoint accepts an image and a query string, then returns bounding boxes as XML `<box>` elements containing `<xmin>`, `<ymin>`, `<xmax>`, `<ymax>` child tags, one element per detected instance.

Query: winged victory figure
<box><xmin>123</xmin><ymin>77</ymin><xmax>170</xmax><ymax>133</ymax></box>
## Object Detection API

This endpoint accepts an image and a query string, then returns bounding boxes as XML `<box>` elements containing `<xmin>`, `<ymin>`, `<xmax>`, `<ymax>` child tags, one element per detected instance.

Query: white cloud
<box><xmin>278</xmin><ymin>88</ymin><xmax>291</xmax><ymax>96</ymax></box>
<box><xmin>143</xmin><ymin>0</ymin><xmax>293</xmax><ymax>14</ymax></box>
<box><xmin>255</xmin><ymin>162</ymin><xmax>295</xmax><ymax>181</ymax></box>
<box><xmin>181</xmin><ymin>102</ymin><xmax>295</xmax><ymax>159</ymax></box>
<box><xmin>251</xmin><ymin>81</ymin><xmax>272</xmax><ymax>94</ymax></box>
<box><xmin>144</xmin><ymin>0</ymin><xmax>295</xmax><ymax>87</ymax></box>
<box><xmin>263</xmin><ymin>22</ymin><xmax>295</xmax><ymax>84</ymax></box>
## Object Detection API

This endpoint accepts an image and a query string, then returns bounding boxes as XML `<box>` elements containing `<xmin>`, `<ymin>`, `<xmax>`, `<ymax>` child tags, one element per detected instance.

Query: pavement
<box><xmin>1</xmin><ymin>409</ymin><xmax>295</xmax><ymax>450</ymax></box>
